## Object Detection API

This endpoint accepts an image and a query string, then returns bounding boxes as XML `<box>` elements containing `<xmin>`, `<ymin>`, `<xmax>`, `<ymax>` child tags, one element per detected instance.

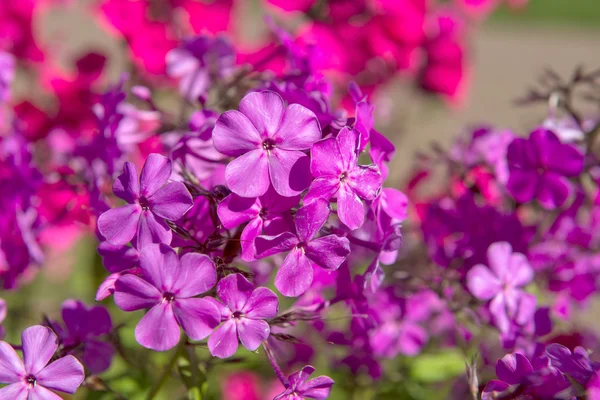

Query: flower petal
<box><xmin>225</xmin><ymin>149</ymin><xmax>270</xmax><ymax>198</ymax></box>
<box><xmin>274</xmin><ymin>248</ymin><xmax>314</xmax><ymax>297</ymax></box>
<box><xmin>337</xmin><ymin>127</ymin><xmax>359</xmax><ymax>171</ymax></box>
<box><xmin>26</xmin><ymin>385</ymin><xmax>62</xmax><ymax>400</ymax></box>
<box><xmin>507</xmin><ymin>168</ymin><xmax>538</xmax><ymax>204</ymax></box>
<box><xmin>208</xmin><ymin>320</ymin><xmax>239</xmax><ymax>358</ymax></box>
<box><xmin>0</xmin><ymin>342</ymin><xmax>25</xmax><ymax>383</ymax></box>
<box><xmin>238</xmin><ymin>91</ymin><xmax>284</xmax><ymax>138</ymax></box>
<box><xmin>173</xmin><ymin>253</ymin><xmax>217</xmax><ymax>297</ymax></box>
<box><xmin>310</xmin><ymin>137</ymin><xmax>343</xmax><ymax>177</ymax></box>
<box><xmin>268</xmin><ymin>149</ymin><xmax>312</xmax><ymax>197</ymax></box>
<box><xmin>36</xmin><ymin>355</ymin><xmax>84</xmax><ymax>394</ymax></box>
<box><xmin>298</xmin><ymin>375</ymin><xmax>335</xmax><ymax>399</ymax></box>
<box><xmin>113</xmin><ymin>161</ymin><xmax>139</xmax><ymax>203</ymax></box>
<box><xmin>337</xmin><ymin>183</ymin><xmax>365</xmax><ymax>230</ymax></box>
<box><xmin>217</xmin><ymin>194</ymin><xmax>260</xmax><ymax>229</ymax></box>
<box><xmin>536</xmin><ymin>171</ymin><xmax>571</xmax><ymax>210</ymax></box>
<box><xmin>496</xmin><ymin>353</ymin><xmax>533</xmax><ymax>385</ymax></box>
<box><xmin>217</xmin><ymin>274</ymin><xmax>254</xmax><ymax>311</ymax></box>
<box><xmin>242</xmin><ymin>287</ymin><xmax>278</xmax><ymax>319</ymax></box>
<box><xmin>212</xmin><ymin>110</ymin><xmax>262</xmax><ymax>156</ymax></box>
<box><xmin>507</xmin><ymin>252</ymin><xmax>533</xmax><ymax>288</ymax></box>
<box><xmin>114</xmin><ymin>274</ymin><xmax>161</xmax><ymax>311</ymax></box>
<box><xmin>289</xmin><ymin>365</ymin><xmax>315</xmax><ymax>389</ymax></box>
<box><xmin>255</xmin><ymin>232</ymin><xmax>299</xmax><ymax>258</ymax></box>
<box><xmin>0</xmin><ymin>383</ymin><xmax>27</xmax><ymax>399</ymax></box>
<box><xmin>274</xmin><ymin>103</ymin><xmax>321</xmax><ymax>150</ymax></box>
<box><xmin>347</xmin><ymin>165</ymin><xmax>381</xmax><ymax>201</ymax></box>
<box><xmin>140</xmin><ymin>153</ymin><xmax>172</xmax><ymax>197</ymax></box>
<box><xmin>148</xmin><ymin>182</ymin><xmax>193</xmax><ymax>221</ymax></box>
<box><xmin>486</xmin><ymin>242</ymin><xmax>513</xmax><ymax>281</ymax></box>
<box><xmin>240</xmin><ymin>217</ymin><xmax>263</xmax><ymax>262</ymax></box>
<box><xmin>135</xmin><ymin>303</ymin><xmax>181</xmax><ymax>351</ymax></box>
<box><xmin>139</xmin><ymin>243</ymin><xmax>179</xmax><ymax>292</ymax></box>
<box><xmin>22</xmin><ymin>326</ymin><xmax>58</xmax><ymax>375</ymax></box>
<box><xmin>174</xmin><ymin>298</ymin><xmax>220</xmax><ymax>341</ymax></box>
<box><xmin>97</xmin><ymin>204</ymin><xmax>141</xmax><ymax>245</ymax></box>
<box><xmin>466</xmin><ymin>265</ymin><xmax>501</xmax><ymax>300</ymax></box>
<box><xmin>136</xmin><ymin>210</ymin><xmax>172</xmax><ymax>249</ymax></box>
<box><xmin>295</xmin><ymin>199</ymin><xmax>330</xmax><ymax>242</ymax></box>
<box><xmin>303</xmin><ymin>177</ymin><xmax>339</xmax><ymax>205</ymax></box>
<box><xmin>305</xmin><ymin>235</ymin><xmax>350</xmax><ymax>270</ymax></box>
<box><xmin>82</xmin><ymin>340</ymin><xmax>114</xmax><ymax>374</ymax></box>
<box><xmin>237</xmin><ymin>318</ymin><xmax>270</xmax><ymax>351</ymax></box>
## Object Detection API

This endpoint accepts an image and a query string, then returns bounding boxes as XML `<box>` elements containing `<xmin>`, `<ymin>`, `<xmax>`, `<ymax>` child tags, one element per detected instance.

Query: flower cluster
<box><xmin>7</xmin><ymin>0</ymin><xmax>600</xmax><ymax>399</ymax></box>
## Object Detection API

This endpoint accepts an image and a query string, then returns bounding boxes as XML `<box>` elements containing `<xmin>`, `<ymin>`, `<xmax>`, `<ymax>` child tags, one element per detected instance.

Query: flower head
<box><xmin>212</xmin><ymin>91</ymin><xmax>321</xmax><ymax>197</ymax></box>
<box><xmin>274</xmin><ymin>365</ymin><xmax>334</xmax><ymax>400</ymax></box>
<box><xmin>208</xmin><ymin>274</ymin><xmax>279</xmax><ymax>358</ymax></box>
<box><xmin>0</xmin><ymin>325</ymin><xmax>85</xmax><ymax>399</ymax></box>
<box><xmin>256</xmin><ymin>199</ymin><xmax>351</xmax><ymax>296</ymax></box>
<box><xmin>114</xmin><ymin>243</ymin><xmax>220</xmax><ymax>351</ymax></box>
<box><xmin>98</xmin><ymin>153</ymin><xmax>194</xmax><ymax>248</ymax></box>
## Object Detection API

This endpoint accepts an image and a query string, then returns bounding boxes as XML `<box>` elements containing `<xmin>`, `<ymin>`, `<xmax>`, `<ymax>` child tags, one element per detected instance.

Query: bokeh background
<box><xmin>4</xmin><ymin>0</ymin><xmax>600</xmax><ymax>398</ymax></box>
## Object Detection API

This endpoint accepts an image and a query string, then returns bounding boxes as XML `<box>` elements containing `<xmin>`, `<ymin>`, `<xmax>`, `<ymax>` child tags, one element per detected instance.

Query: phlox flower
<box><xmin>114</xmin><ymin>243</ymin><xmax>220</xmax><ymax>351</ymax></box>
<box><xmin>212</xmin><ymin>91</ymin><xmax>321</xmax><ymax>197</ymax></box>
<box><xmin>208</xmin><ymin>274</ymin><xmax>278</xmax><ymax>358</ymax></box>
<box><xmin>256</xmin><ymin>199</ymin><xmax>351</xmax><ymax>297</ymax></box>
<box><xmin>98</xmin><ymin>153</ymin><xmax>194</xmax><ymax>248</ymax></box>
<box><xmin>0</xmin><ymin>325</ymin><xmax>85</xmax><ymax>399</ymax></box>
<box><xmin>274</xmin><ymin>365</ymin><xmax>334</xmax><ymax>400</ymax></box>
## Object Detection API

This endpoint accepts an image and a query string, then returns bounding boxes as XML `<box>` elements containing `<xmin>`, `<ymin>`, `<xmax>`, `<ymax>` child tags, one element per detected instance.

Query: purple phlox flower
<box><xmin>588</xmin><ymin>371</ymin><xmax>600</xmax><ymax>400</ymax></box>
<box><xmin>255</xmin><ymin>199</ymin><xmax>351</xmax><ymax>297</ymax></box>
<box><xmin>0</xmin><ymin>325</ymin><xmax>85</xmax><ymax>399</ymax></box>
<box><xmin>369</xmin><ymin>129</ymin><xmax>395</xmax><ymax>180</ymax></box>
<box><xmin>305</xmin><ymin>126</ymin><xmax>382</xmax><ymax>230</ymax></box>
<box><xmin>97</xmin><ymin>153</ymin><xmax>194</xmax><ymax>248</ymax></box>
<box><xmin>166</xmin><ymin>35</ymin><xmax>234</xmax><ymax>101</ymax></box>
<box><xmin>96</xmin><ymin>241</ymin><xmax>141</xmax><ymax>301</ymax></box>
<box><xmin>113</xmin><ymin>243</ymin><xmax>220</xmax><ymax>351</ymax></box>
<box><xmin>207</xmin><ymin>273</ymin><xmax>278</xmax><ymax>359</ymax></box>
<box><xmin>482</xmin><ymin>352</ymin><xmax>572</xmax><ymax>400</ymax></box>
<box><xmin>370</xmin><ymin>187</ymin><xmax>408</xmax><ymax>264</ymax></box>
<box><xmin>189</xmin><ymin>109</ymin><xmax>219</xmax><ymax>141</ymax></box>
<box><xmin>212</xmin><ymin>90</ymin><xmax>321</xmax><ymax>197</ymax></box>
<box><xmin>546</xmin><ymin>344</ymin><xmax>600</xmax><ymax>387</ymax></box>
<box><xmin>170</xmin><ymin>132</ymin><xmax>226</xmax><ymax>189</ymax></box>
<box><xmin>0</xmin><ymin>51</ymin><xmax>15</xmax><ymax>103</ymax></box>
<box><xmin>501</xmin><ymin>307</ymin><xmax>553</xmax><ymax>353</ymax></box>
<box><xmin>58</xmin><ymin>300</ymin><xmax>114</xmax><ymax>374</ymax></box>
<box><xmin>170</xmin><ymin>196</ymin><xmax>219</xmax><ymax>248</ymax></box>
<box><xmin>507</xmin><ymin>128</ymin><xmax>584</xmax><ymax>210</ymax></box>
<box><xmin>218</xmin><ymin>186</ymin><xmax>298</xmax><ymax>261</ymax></box>
<box><xmin>353</xmin><ymin>96</ymin><xmax>374</xmax><ymax>152</ymax></box>
<box><xmin>542</xmin><ymin>112</ymin><xmax>588</xmax><ymax>143</ymax></box>
<box><xmin>274</xmin><ymin>365</ymin><xmax>334</xmax><ymax>400</ymax></box>
<box><xmin>466</xmin><ymin>242</ymin><xmax>535</xmax><ymax>334</ymax></box>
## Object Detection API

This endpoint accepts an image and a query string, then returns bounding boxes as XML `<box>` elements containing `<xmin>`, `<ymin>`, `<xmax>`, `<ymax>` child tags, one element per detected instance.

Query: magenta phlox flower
<box><xmin>274</xmin><ymin>365</ymin><xmax>334</xmax><ymax>400</ymax></box>
<box><xmin>98</xmin><ymin>153</ymin><xmax>194</xmax><ymax>248</ymax></box>
<box><xmin>207</xmin><ymin>273</ymin><xmax>278</xmax><ymax>358</ymax></box>
<box><xmin>212</xmin><ymin>90</ymin><xmax>321</xmax><ymax>197</ymax></box>
<box><xmin>0</xmin><ymin>325</ymin><xmax>85</xmax><ymax>399</ymax></box>
<box><xmin>255</xmin><ymin>199</ymin><xmax>351</xmax><ymax>296</ymax></box>
<box><xmin>304</xmin><ymin>127</ymin><xmax>382</xmax><ymax>230</ymax></box>
<box><xmin>113</xmin><ymin>243</ymin><xmax>220</xmax><ymax>351</ymax></box>
<box><xmin>467</xmin><ymin>242</ymin><xmax>535</xmax><ymax>333</ymax></box>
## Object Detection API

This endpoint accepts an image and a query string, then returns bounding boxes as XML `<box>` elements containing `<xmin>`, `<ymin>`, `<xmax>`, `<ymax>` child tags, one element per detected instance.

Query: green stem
<box><xmin>146</xmin><ymin>341</ymin><xmax>185</xmax><ymax>400</ymax></box>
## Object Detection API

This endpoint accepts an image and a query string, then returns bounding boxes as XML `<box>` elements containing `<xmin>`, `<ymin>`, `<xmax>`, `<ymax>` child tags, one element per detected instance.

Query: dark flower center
<box><xmin>262</xmin><ymin>139</ymin><xmax>275</xmax><ymax>151</ymax></box>
<box><xmin>339</xmin><ymin>171</ymin><xmax>348</xmax><ymax>182</ymax></box>
<box><xmin>25</xmin><ymin>374</ymin><xmax>36</xmax><ymax>387</ymax></box>
<box><xmin>163</xmin><ymin>292</ymin><xmax>176</xmax><ymax>303</ymax></box>
<box><xmin>297</xmin><ymin>241</ymin><xmax>307</xmax><ymax>250</ymax></box>
<box><xmin>259</xmin><ymin>207</ymin><xmax>269</xmax><ymax>219</ymax></box>
<box><xmin>139</xmin><ymin>196</ymin><xmax>150</xmax><ymax>210</ymax></box>
<box><xmin>232</xmin><ymin>311</ymin><xmax>244</xmax><ymax>319</ymax></box>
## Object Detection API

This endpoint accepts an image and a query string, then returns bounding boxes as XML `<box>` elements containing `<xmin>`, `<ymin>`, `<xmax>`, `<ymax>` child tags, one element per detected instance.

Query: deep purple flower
<box><xmin>305</xmin><ymin>127</ymin><xmax>382</xmax><ymax>230</ymax></box>
<box><xmin>207</xmin><ymin>274</ymin><xmax>278</xmax><ymax>358</ymax></box>
<box><xmin>507</xmin><ymin>128</ymin><xmax>584</xmax><ymax>209</ymax></box>
<box><xmin>0</xmin><ymin>325</ymin><xmax>85</xmax><ymax>399</ymax></box>
<box><xmin>466</xmin><ymin>242</ymin><xmax>535</xmax><ymax>333</ymax></box>
<box><xmin>95</xmin><ymin>241</ymin><xmax>140</xmax><ymax>301</ymax></box>
<box><xmin>212</xmin><ymin>91</ymin><xmax>321</xmax><ymax>197</ymax></box>
<box><xmin>255</xmin><ymin>199</ymin><xmax>351</xmax><ymax>296</ymax></box>
<box><xmin>274</xmin><ymin>365</ymin><xmax>334</xmax><ymax>400</ymax></box>
<box><xmin>217</xmin><ymin>187</ymin><xmax>298</xmax><ymax>261</ymax></box>
<box><xmin>546</xmin><ymin>344</ymin><xmax>599</xmax><ymax>386</ymax></box>
<box><xmin>97</xmin><ymin>153</ymin><xmax>194</xmax><ymax>248</ymax></box>
<box><xmin>113</xmin><ymin>243</ymin><xmax>220</xmax><ymax>351</ymax></box>
<box><xmin>58</xmin><ymin>300</ymin><xmax>114</xmax><ymax>374</ymax></box>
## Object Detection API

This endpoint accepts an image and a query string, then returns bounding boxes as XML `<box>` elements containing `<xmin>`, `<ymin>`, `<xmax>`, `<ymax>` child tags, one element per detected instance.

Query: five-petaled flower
<box><xmin>212</xmin><ymin>90</ymin><xmax>321</xmax><ymax>198</ymax></box>
<box><xmin>114</xmin><ymin>243</ymin><xmax>220</xmax><ymax>351</ymax></box>
<box><xmin>0</xmin><ymin>325</ymin><xmax>85</xmax><ymax>399</ymax></box>
<box><xmin>466</xmin><ymin>241</ymin><xmax>535</xmax><ymax>333</ymax></box>
<box><xmin>274</xmin><ymin>365</ymin><xmax>334</xmax><ymax>400</ymax></box>
<box><xmin>305</xmin><ymin>126</ymin><xmax>382</xmax><ymax>230</ymax></box>
<box><xmin>98</xmin><ymin>153</ymin><xmax>194</xmax><ymax>248</ymax></box>
<box><xmin>208</xmin><ymin>273</ymin><xmax>278</xmax><ymax>358</ymax></box>
<box><xmin>255</xmin><ymin>199</ymin><xmax>351</xmax><ymax>297</ymax></box>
